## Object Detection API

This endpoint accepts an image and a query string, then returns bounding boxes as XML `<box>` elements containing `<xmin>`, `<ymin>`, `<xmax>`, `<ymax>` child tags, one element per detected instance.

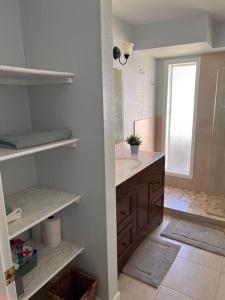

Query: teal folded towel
<box><xmin>0</xmin><ymin>129</ymin><xmax>71</xmax><ymax>150</ymax></box>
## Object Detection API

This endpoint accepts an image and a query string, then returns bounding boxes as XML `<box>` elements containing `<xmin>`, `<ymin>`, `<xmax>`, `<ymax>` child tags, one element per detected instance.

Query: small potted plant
<box><xmin>126</xmin><ymin>134</ymin><xmax>142</xmax><ymax>154</ymax></box>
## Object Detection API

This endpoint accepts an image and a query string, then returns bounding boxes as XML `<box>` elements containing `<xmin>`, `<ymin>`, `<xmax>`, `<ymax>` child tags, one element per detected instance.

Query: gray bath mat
<box><xmin>123</xmin><ymin>237</ymin><xmax>180</xmax><ymax>288</ymax></box>
<box><xmin>161</xmin><ymin>218</ymin><xmax>225</xmax><ymax>256</ymax></box>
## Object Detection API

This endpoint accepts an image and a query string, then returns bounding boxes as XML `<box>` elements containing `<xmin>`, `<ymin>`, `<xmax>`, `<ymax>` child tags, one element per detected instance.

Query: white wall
<box><xmin>0</xmin><ymin>0</ymin><xmax>37</xmax><ymax>196</ymax></box>
<box><xmin>113</xmin><ymin>16</ymin><xmax>156</xmax><ymax>140</ymax></box>
<box><xmin>113</xmin><ymin>16</ymin><xmax>133</xmax><ymax>70</ymax></box>
<box><xmin>0</xmin><ymin>2</ymin><xmax>117</xmax><ymax>298</ymax></box>
<box><xmin>19</xmin><ymin>1</ymin><xmax>117</xmax><ymax>299</ymax></box>
<box><xmin>133</xmin><ymin>13</ymin><xmax>212</xmax><ymax>51</ymax></box>
<box><xmin>213</xmin><ymin>22</ymin><xmax>225</xmax><ymax>48</ymax></box>
<box><xmin>100</xmin><ymin>0</ymin><xmax>118</xmax><ymax>298</ymax></box>
<box><xmin>114</xmin><ymin>12</ymin><xmax>225</xmax><ymax>59</ymax></box>
<box><xmin>123</xmin><ymin>54</ymin><xmax>156</xmax><ymax>137</ymax></box>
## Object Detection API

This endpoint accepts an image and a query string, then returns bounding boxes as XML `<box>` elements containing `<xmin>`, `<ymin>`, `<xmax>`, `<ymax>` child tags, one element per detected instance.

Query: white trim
<box><xmin>112</xmin><ymin>291</ymin><xmax>120</xmax><ymax>300</ymax></box>
<box><xmin>0</xmin><ymin>138</ymin><xmax>79</xmax><ymax>162</ymax></box>
<box><xmin>0</xmin><ymin>65</ymin><xmax>74</xmax><ymax>86</ymax></box>
<box><xmin>0</xmin><ymin>171</ymin><xmax>17</xmax><ymax>299</ymax></box>
<box><xmin>95</xmin><ymin>291</ymin><xmax>120</xmax><ymax>300</ymax></box>
<box><xmin>189</xmin><ymin>58</ymin><xmax>200</xmax><ymax>179</ymax></box>
<box><xmin>161</xmin><ymin>61</ymin><xmax>170</xmax><ymax>151</ymax></box>
<box><xmin>166</xmin><ymin>171</ymin><xmax>193</xmax><ymax>179</ymax></box>
<box><xmin>163</xmin><ymin>57</ymin><xmax>200</xmax><ymax>179</ymax></box>
<box><xmin>0</xmin><ymin>77</ymin><xmax>73</xmax><ymax>85</ymax></box>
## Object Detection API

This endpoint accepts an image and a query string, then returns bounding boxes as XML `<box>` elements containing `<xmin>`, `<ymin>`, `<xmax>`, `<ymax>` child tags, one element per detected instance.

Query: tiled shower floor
<box><xmin>165</xmin><ymin>186</ymin><xmax>225</xmax><ymax>225</ymax></box>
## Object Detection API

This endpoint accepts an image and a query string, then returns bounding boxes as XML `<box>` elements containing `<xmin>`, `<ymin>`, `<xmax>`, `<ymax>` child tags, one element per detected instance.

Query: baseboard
<box><xmin>165</xmin><ymin>206</ymin><xmax>225</xmax><ymax>226</ymax></box>
<box><xmin>112</xmin><ymin>291</ymin><xmax>120</xmax><ymax>300</ymax></box>
<box><xmin>95</xmin><ymin>291</ymin><xmax>120</xmax><ymax>300</ymax></box>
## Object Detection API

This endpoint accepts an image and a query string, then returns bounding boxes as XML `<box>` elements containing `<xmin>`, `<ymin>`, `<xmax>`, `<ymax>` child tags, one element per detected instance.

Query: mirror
<box><xmin>113</xmin><ymin>69</ymin><xmax>124</xmax><ymax>144</ymax></box>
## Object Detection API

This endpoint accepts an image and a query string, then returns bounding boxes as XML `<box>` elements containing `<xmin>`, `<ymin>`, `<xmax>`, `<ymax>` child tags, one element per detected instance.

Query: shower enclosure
<box><xmin>207</xmin><ymin>67</ymin><xmax>225</xmax><ymax>217</ymax></box>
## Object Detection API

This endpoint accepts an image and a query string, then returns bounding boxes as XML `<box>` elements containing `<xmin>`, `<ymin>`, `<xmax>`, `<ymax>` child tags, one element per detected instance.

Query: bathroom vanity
<box><xmin>116</xmin><ymin>144</ymin><xmax>165</xmax><ymax>272</ymax></box>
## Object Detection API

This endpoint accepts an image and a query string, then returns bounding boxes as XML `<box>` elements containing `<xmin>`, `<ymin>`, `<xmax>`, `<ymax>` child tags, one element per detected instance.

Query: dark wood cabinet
<box><xmin>117</xmin><ymin>156</ymin><xmax>165</xmax><ymax>272</ymax></box>
<box><xmin>117</xmin><ymin>191</ymin><xmax>135</xmax><ymax>233</ymax></box>
<box><xmin>136</xmin><ymin>182</ymin><xmax>150</xmax><ymax>237</ymax></box>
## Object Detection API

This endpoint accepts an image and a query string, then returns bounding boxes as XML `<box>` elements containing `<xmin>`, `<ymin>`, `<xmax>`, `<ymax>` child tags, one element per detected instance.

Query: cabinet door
<box><xmin>0</xmin><ymin>172</ymin><xmax>17</xmax><ymax>300</ymax></box>
<box><xmin>117</xmin><ymin>191</ymin><xmax>135</xmax><ymax>233</ymax></box>
<box><xmin>117</xmin><ymin>221</ymin><xmax>135</xmax><ymax>272</ymax></box>
<box><xmin>136</xmin><ymin>182</ymin><xmax>149</xmax><ymax>235</ymax></box>
<box><xmin>151</xmin><ymin>195</ymin><xmax>164</xmax><ymax>228</ymax></box>
<box><xmin>149</xmin><ymin>157</ymin><xmax>165</xmax><ymax>229</ymax></box>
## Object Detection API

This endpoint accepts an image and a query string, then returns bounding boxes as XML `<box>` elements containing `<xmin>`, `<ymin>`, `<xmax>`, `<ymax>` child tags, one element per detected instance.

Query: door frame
<box><xmin>161</xmin><ymin>56</ymin><xmax>200</xmax><ymax>179</ymax></box>
<box><xmin>0</xmin><ymin>171</ymin><xmax>17</xmax><ymax>300</ymax></box>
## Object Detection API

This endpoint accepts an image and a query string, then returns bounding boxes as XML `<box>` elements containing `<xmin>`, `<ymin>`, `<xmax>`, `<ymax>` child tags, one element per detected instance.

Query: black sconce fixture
<box><xmin>113</xmin><ymin>42</ymin><xmax>134</xmax><ymax>65</ymax></box>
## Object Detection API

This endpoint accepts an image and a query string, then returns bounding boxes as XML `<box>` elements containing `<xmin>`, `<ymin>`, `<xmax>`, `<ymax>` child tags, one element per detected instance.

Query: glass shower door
<box><xmin>207</xmin><ymin>67</ymin><xmax>225</xmax><ymax>217</ymax></box>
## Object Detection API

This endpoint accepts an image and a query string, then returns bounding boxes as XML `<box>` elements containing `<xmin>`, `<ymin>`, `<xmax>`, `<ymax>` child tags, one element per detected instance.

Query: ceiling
<box><xmin>112</xmin><ymin>0</ymin><xmax>225</xmax><ymax>25</ymax></box>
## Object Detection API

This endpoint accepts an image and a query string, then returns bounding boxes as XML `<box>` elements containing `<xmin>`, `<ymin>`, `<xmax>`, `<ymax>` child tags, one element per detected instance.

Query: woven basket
<box><xmin>48</xmin><ymin>269</ymin><xmax>97</xmax><ymax>300</ymax></box>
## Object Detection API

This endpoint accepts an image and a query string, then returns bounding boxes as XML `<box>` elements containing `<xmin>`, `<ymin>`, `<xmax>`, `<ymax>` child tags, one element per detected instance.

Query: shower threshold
<box><xmin>165</xmin><ymin>186</ymin><xmax>225</xmax><ymax>226</ymax></box>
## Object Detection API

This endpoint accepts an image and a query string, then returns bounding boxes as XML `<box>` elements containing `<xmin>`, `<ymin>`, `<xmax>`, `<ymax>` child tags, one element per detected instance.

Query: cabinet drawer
<box><xmin>117</xmin><ymin>192</ymin><xmax>135</xmax><ymax>232</ymax></box>
<box><xmin>117</xmin><ymin>222</ymin><xmax>134</xmax><ymax>258</ymax></box>
<box><xmin>136</xmin><ymin>182</ymin><xmax>149</xmax><ymax>234</ymax></box>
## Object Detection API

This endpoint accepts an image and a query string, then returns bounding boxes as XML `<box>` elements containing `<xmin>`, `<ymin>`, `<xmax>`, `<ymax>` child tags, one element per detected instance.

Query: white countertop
<box><xmin>115</xmin><ymin>143</ymin><xmax>165</xmax><ymax>186</ymax></box>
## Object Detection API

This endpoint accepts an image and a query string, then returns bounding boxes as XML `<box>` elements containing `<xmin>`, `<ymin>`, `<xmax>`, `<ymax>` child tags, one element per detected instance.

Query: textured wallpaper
<box><xmin>123</xmin><ymin>53</ymin><xmax>156</xmax><ymax>139</ymax></box>
<box><xmin>113</xmin><ymin>16</ymin><xmax>156</xmax><ymax>143</ymax></box>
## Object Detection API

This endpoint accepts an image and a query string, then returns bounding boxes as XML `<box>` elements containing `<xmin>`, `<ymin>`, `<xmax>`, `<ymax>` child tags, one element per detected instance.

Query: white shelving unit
<box><xmin>0</xmin><ymin>64</ymin><xmax>83</xmax><ymax>300</ymax></box>
<box><xmin>0</xmin><ymin>65</ymin><xmax>74</xmax><ymax>85</ymax></box>
<box><xmin>21</xmin><ymin>241</ymin><xmax>84</xmax><ymax>300</ymax></box>
<box><xmin>0</xmin><ymin>138</ymin><xmax>79</xmax><ymax>162</ymax></box>
<box><xmin>6</xmin><ymin>186</ymin><xmax>81</xmax><ymax>239</ymax></box>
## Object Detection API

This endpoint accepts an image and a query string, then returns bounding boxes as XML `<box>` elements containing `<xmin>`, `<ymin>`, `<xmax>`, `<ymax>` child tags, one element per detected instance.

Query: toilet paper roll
<box><xmin>32</xmin><ymin>223</ymin><xmax>43</xmax><ymax>245</ymax></box>
<box><xmin>43</xmin><ymin>215</ymin><xmax>61</xmax><ymax>248</ymax></box>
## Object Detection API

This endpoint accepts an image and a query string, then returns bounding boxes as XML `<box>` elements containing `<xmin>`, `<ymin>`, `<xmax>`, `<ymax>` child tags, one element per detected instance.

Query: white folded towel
<box><xmin>7</xmin><ymin>208</ymin><xmax>22</xmax><ymax>223</ymax></box>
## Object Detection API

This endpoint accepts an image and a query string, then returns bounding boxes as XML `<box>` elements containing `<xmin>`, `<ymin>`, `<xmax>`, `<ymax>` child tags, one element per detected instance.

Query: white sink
<box><xmin>116</xmin><ymin>158</ymin><xmax>141</xmax><ymax>170</ymax></box>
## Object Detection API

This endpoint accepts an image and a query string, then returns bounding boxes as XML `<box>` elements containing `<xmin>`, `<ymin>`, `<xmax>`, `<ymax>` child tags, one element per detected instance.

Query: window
<box><xmin>165</xmin><ymin>60</ymin><xmax>199</xmax><ymax>178</ymax></box>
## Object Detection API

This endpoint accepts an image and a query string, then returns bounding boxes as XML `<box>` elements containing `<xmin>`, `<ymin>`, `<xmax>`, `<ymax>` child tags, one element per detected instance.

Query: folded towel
<box><xmin>0</xmin><ymin>129</ymin><xmax>71</xmax><ymax>150</ymax></box>
<box><xmin>7</xmin><ymin>208</ymin><xmax>22</xmax><ymax>223</ymax></box>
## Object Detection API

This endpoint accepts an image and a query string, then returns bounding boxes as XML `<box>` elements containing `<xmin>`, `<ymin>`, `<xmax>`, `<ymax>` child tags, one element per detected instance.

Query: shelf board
<box><xmin>0</xmin><ymin>65</ymin><xmax>74</xmax><ymax>85</ymax></box>
<box><xmin>0</xmin><ymin>138</ymin><xmax>79</xmax><ymax>162</ymax></box>
<box><xmin>21</xmin><ymin>240</ymin><xmax>84</xmax><ymax>300</ymax></box>
<box><xmin>6</xmin><ymin>186</ymin><xmax>81</xmax><ymax>239</ymax></box>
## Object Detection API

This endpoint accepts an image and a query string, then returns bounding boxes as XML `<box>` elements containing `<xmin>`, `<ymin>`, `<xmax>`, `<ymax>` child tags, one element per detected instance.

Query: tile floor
<box><xmin>165</xmin><ymin>186</ymin><xmax>225</xmax><ymax>225</ymax></box>
<box><xmin>118</xmin><ymin>214</ymin><xmax>225</xmax><ymax>300</ymax></box>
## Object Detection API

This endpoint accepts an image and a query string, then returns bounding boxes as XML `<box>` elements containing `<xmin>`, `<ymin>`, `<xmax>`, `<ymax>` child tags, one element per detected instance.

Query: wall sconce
<box><xmin>113</xmin><ymin>42</ymin><xmax>134</xmax><ymax>65</ymax></box>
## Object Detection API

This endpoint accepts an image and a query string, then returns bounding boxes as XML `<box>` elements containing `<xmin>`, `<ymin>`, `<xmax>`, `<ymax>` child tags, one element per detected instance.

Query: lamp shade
<box><xmin>122</xmin><ymin>42</ymin><xmax>134</xmax><ymax>55</ymax></box>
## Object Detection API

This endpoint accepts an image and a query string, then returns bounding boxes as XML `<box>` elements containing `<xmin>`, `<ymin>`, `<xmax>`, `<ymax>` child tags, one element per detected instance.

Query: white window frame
<box><xmin>162</xmin><ymin>57</ymin><xmax>200</xmax><ymax>179</ymax></box>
